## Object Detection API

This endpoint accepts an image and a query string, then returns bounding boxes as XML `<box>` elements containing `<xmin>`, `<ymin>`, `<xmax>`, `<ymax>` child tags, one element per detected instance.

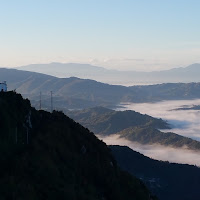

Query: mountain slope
<box><xmin>0</xmin><ymin>68</ymin><xmax>130</xmax><ymax>109</ymax></box>
<box><xmin>117</xmin><ymin>126</ymin><xmax>200</xmax><ymax>151</ymax></box>
<box><xmin>129</xmin><ymin>82</ymin><xmax>200</xmax><ymax>102</ymax></box>
<box><xmin>111</xmin><ymin>145</ymin><xmax>200</xmax><ymax>200</ymax></box>
<box><xmin>68</xmin><ymin>107</ymin><xmax>200</xmax><ymax>151</ymax></box>
<box><xmin>1</xmin><ymin>68</ymin><xmax>200</xmax><ymax>110</ymax></box>
<box><xmin>67</xmin><ymin>107</ymin><xmax>169</xmax><ymax>135</ymax></box>
<box><xmin>0</xmin><ymin>91</ymin><xmax>153</xmax><ymax>200</ymax></box>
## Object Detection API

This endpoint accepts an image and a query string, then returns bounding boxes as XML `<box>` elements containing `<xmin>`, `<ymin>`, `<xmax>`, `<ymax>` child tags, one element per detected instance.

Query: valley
<box><xmin>1</xmin><ymin>68</ymin><xmax>200</xmax><ymax>167</ymax></box>
<box><xmin>117</xmin><ymin>99</ymin><xmax>200</xmax><ymax>141</ymax></box>
<box><xmin>2</xmin><ymin>1</ymin><xmax>200</xmax><ymax>199</ymax></box>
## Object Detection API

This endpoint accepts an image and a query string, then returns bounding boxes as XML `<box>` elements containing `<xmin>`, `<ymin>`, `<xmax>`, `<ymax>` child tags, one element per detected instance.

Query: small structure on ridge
<box><xmin>0</xmin><ymin>81</ymin><xmax>7</xmax><ymax>92</ymax></box>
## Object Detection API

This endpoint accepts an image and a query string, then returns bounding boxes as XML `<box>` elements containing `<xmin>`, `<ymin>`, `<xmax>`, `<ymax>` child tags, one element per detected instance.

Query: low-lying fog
<box><xmin>118</xmin><ymin>99</ymin><xmax>200</xmax><ymax>141</ymax></box>
<box><xmin>102</xmin><ymin>99</ymin><xmax>200</xmax><ymax>166</ymax></box>
<box><xmin>98</xmin><ymin>134</ymin><xmax>200</xmax><ymax>167</ymax></box>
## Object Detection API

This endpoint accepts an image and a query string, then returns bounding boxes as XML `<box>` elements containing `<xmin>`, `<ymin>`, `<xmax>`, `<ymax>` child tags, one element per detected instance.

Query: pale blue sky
<box><xmin>0</xmin><ymin>0</ymin><xmax>200</xmax><ymax>71</ymax></box>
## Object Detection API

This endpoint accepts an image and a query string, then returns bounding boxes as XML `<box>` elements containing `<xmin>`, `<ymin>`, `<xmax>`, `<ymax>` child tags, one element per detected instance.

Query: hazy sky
<box><xmin>0</xmin><ymin>0</ymin><xmax>200</xmax><ymax>71</ymax></box>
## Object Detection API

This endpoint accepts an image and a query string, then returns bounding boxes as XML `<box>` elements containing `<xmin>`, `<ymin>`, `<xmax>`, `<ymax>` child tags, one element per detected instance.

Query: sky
<box><xmin>0</xmin><ymin>0</ymin><xmax>200</xmax><ymax>71</ymax></box>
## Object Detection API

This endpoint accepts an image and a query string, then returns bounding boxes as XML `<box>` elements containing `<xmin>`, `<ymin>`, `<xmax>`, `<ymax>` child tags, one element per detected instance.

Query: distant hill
<box><xmin>68</xmin><ymin>107</ymin><xmax>200</xmax><ymax>151</ymax></box>
<box><xmin>17</xmin><ymin>62</ymin><xmax>200</xmax><ymax>85</ymax></box>
<box><xmin>116</xmin><ymin>126</ymin><xmax>200</xmax><ymax>151</ymax></box>
<box><xmin>1</xmin><ymin>68</ymin><xmax>200</xmax><ymax>109</ymax></box>
<box><xmin>111</xmin><ymin>145</ymin><xmax>200</xmax><ymax>200</ymax></box>
<box><xmin>67</xmin><ymin>106</ymin><xmax>169</xmax><ymax>135</ymax></box>
<box><xmin>17</xmin><ymin>62</ymin><xmax>107</xmax><ymax>77</ymax></box>
<box><xmin>127</xmin><ymin>82</ymin><xmax>200</xmax><ymax>103</ymax></box>
<box><xmin>172</xmin><ymin>104</ymin><xmax>200</xmax><ymax>111</ymax></box>
<box><xmin>0</xmin><ymin>91</ymin><xmax>154</xmax><ymax>200</ymax></box>
<box><xmin>0</xmin><ymin>68</ymin><xmax>130</xmax><ymax>109</ymax></box>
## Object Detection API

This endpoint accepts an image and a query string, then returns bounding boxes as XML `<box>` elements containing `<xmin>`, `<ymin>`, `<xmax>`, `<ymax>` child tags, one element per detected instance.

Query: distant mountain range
<box><xmin>1</xmin><ymin>68</ymin><xmax>200</xmax><ymax>110</ymax></box>
<box><xmin>16</xmin><ymin>62</ymin><xmax>200</xmax><ymax>85</ymax></box>
<box><xmin>111</xmin><ymin>145</ymin><xmax>200</xmax><ymax>200</ymax></box>
<box><xmin>172</xmin><ymin>104</ymin><xmax>200</xmax><ymax>111</ymax></box>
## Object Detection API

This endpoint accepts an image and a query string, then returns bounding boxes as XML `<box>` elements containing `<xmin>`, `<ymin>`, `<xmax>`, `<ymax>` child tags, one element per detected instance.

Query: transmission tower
<box><xmin>39</xmin><ymin>91</ymin><xmax>42</xmax><ymax>110</ymax></box>
<box><xmin>51</xmin><ymin>91</ymin><xmax>53</xmax><ymax>112</ymax></box>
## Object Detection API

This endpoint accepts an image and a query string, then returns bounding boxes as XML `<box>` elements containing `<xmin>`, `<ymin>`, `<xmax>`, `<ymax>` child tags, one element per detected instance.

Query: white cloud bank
<box><xmin>118</xmin><ymin>99</ymin><xmax>200</xmax><ymax>141</ymax></box>
<box><xmin>98</xmin><ymin>134</ymin><xmax>200</xmax><ymax>167</ymax></box>
<box><xmin>104</xmin><ymin>99</ymin><xmax>200</xmax><ymax>166</ymax></box>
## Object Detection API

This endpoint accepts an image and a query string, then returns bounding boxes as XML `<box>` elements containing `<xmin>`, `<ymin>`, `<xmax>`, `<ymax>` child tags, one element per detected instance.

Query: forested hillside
<box><xmin>67</xmin><ymin>106</ymin><xmax>169</xmax><ymax>135</ymax></box>
<box><xmin>68</xmin><ymin>107</ymin><xmax>200</xmax><ymax>151</ymax></box>
<box><xmin>0</xmin><ymin>91</ymin><xmax>154</xmax><ymax>200</ymax></box>
<box><xmin>111</xmin><ymin>145</ymin><xmax>200</xmax><ymax>200</ymax></box>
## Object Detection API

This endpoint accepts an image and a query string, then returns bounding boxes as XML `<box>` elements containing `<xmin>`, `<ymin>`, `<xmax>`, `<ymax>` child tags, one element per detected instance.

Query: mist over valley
<box><xmin>2</xmin><ymin>1</ymin><xmax>200</xmax><ymax>199</ymax></box>
<box><xmin>1</xmin><ymin>67</ymin><xmax>200</xmax><ymax>168</ymax></box>
<box><xmin>99</xmin><ymin>134</ymin><xmax>200</xmax><ymax>167</ymax></box>
<box><xmin>117</xmin><ymin>99</ymin><xmax>200</xmax><ymax>141</ymax></box>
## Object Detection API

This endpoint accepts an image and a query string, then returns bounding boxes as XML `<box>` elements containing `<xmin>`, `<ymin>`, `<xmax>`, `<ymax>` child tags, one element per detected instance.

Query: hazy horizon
<box><xmin>1</xmin><ymin>1</ymin><xmax>200</xmax><ymax>71</ymax></box>
<box><xmin>1</xmin><ymin>1</ymin><xmax>200</xmax><ymax>198</ymax></box>
<box><xmin>4</xmin><ymin>62</ymin><xmax>199</xmax><ymax>86</ymax></box>
<box><xmin>1</xmin><ymin>61</ymin><xmax>199</xmax><ymax>73</ymax></box>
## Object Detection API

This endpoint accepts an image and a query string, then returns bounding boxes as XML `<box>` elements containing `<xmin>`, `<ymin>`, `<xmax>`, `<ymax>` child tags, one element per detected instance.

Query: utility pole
<box><xmin>51</xmin><ymin>91</ymin><xmax>53</xmax><ymax>112</ymax></box>
<box><xmin>39</xmin><ymin>91</ymin><xmax>42</xmax><ymax>110</ymax></box>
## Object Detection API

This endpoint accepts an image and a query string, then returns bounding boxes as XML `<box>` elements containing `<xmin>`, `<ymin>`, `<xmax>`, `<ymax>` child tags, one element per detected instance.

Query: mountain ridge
<box><xmin>110</xmin><ymin>145</ymin><xmax>200</xmax><ymax>200</ymax></box>
<box><xmin>68</xmin><ymin>106</ymin><xmax>200</xmax><ymax>151</ymax></box>
<box><xmin>16</xmin><ymin>62</ymin><xmax>200</xmax><ymax>85</ymax></box>
<box><xmin>0</xmin><ymin>91</ymin><xmax>154</xmax><ymax>200</ymax></box>
<box><xmin>1</xmin><ymin>68</ymin><xmax>200</xmax><ymax>110</ymax></box>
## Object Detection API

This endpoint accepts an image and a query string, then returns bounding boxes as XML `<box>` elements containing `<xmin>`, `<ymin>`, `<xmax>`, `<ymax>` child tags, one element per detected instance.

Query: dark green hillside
<box><xmin>67</xmin><ymin>106</ymin><xmax>169</xmax><ymax>135</ymax></box>
<box><xmin>111</xmin><ymin>145</ymin><xmax>200</xmax><ymax>200</ymax></box>
<box><xmin>68</xmin><ymin>107</ymin><xmax>200</xmax><ymax>151</ymax></box>
<box><xmin>117</xmin><ymin>126</ymin><xmax>200</xmax><ymax>151</ymax></box>
<box><xmin>0</xmin><ymin>92</ymin><xmax>153</xmax><ymax>200</ymax></box>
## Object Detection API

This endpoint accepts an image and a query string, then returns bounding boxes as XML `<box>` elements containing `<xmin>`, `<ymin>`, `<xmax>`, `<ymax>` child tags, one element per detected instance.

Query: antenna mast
<box><xmin>51</xmin><ymin>91</ymin><xmax>53</xmax><ymax>112</ymax></box>
<box><xmin>39</xmin><ymin>91</ymin><xmax>42</xmax><ymax>110</ymax></box>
